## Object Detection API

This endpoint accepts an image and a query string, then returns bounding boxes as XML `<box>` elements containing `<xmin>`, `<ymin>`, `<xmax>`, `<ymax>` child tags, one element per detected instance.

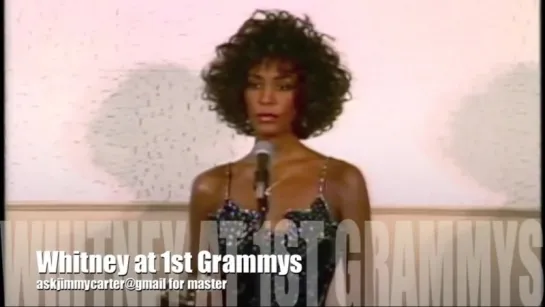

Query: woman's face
<box><xmin>244</xmin><ymin>59</ymin><xmax>298</xmax><ymax>138</ymax></box>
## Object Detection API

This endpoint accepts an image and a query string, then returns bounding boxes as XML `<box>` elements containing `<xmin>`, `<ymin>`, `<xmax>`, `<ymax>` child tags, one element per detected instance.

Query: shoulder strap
<box><xmin>224</xmin><ymin>163</ymin><xmax>232</xmax><ymax>199</ymax></box>
<box><xmin>318</xmin><ymin>157</ymin><xmax>330</xmax><ymax>196</ymax></box>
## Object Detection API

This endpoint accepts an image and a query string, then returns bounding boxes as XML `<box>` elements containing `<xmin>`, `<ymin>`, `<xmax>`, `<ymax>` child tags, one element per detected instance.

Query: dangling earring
<box><xmin>244</xmin><ymin>119</ymin><xmax>253</xmax><ymax>133</ymax></box>
<box><xmin>300</xmin><ymin>118</ymin><xmax>308</xmax><ymax>128</ymax></box>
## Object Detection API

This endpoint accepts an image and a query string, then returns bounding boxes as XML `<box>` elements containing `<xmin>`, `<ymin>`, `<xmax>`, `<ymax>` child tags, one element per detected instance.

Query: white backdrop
<box><xmin>6</xmin><ymin>0</ymin><xmax>540</xmax><ymax>209</ymax></box>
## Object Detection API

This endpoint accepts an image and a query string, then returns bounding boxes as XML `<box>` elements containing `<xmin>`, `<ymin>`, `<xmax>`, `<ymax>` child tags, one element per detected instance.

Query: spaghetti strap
<box><xmin>318</xmin><ymin>157</ymin><xmax>330</xmax><ymax>196</ymax></box>
<box><xmin>224</xmin><ymin>163</ymin><xmax>232</xmax><ymax>199</ymax></box>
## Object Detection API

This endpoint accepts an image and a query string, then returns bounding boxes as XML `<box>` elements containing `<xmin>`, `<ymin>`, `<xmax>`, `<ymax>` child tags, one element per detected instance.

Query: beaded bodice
<box><xmin>209</xmin><ymin>158</ymin><xmax>340</xmax><ymax>306</ymax></box>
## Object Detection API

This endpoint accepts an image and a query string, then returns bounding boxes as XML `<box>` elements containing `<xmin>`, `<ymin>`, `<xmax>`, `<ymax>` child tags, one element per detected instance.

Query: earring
<box><xmin>244</xmin><ymin>119</ymin><xmax>253</xmax><ymax>133</ymax></box>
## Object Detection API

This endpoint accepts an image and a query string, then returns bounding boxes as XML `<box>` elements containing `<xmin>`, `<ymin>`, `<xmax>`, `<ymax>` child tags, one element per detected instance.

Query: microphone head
<box><xmin>253</xmin><ymin>141</ymin><xmax>275</xmax><ymax>157</ymax></box>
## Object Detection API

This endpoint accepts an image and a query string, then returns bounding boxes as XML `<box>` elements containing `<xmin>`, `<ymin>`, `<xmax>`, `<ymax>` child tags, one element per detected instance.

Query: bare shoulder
<box><xmin>326</xmin><ymin>157</ymin><xmax>371</xmax><ymax>219</ymax></box>
<box><xmin>327</xmin><ymin>158</ymin><xmax>367</xmax><ymax>188</ymax></box>
<box><xmin>190</xmin><ymin>163</ymin><xmax>230</xmax><ymax>210</ymax></box>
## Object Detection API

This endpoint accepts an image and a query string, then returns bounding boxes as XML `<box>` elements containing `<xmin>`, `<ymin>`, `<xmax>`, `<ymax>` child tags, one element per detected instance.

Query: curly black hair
<box><xmin>201</xmin><ymin>10</ymin><xmax>352</xmax><ymax>139</ymax></box>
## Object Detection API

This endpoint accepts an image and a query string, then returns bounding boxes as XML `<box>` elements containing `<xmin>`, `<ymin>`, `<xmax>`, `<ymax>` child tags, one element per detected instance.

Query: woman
<box><xmin>172</xmin><ymin>9</ymin><xmax>372</xmax><ymax>307</ymax></box>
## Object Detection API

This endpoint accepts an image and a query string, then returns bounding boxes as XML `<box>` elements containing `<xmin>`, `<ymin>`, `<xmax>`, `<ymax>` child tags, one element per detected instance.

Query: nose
<box><xmin>258</xmin><ymin>86</ymin><xmax>275</xmax><ymax>105</ymax></box>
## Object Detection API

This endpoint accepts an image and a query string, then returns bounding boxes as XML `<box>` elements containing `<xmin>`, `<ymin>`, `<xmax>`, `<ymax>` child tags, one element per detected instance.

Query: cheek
<box><xmin>244</xmin><ymin>90</ymin><xmax>259</xmax><ymax>110</ymax></box>
<box><xmin>279</xmin><ymin>93</ymin><xmax>297</xmax><ymax>117</ymax></box>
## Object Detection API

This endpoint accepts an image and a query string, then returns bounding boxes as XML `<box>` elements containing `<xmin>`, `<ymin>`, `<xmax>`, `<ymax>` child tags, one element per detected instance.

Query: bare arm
<box><xmin>338</xmin><ymin>164</ymin><xmax>373</xmax><ymax>306</ymax></box>
<box><xmin>187</xmin><ymin>171</ymin><xmax>222</xmax><ymax>278</ymax></box>
<box><xmin>162</xmin><ymin>168</ymin><xmax>223</xmax><ymax>306</ymax></box>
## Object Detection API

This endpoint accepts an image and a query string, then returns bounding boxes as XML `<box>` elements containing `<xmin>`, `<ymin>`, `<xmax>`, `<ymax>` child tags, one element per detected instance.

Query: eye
<box><xmin>246</xmin><ymin>81</ymin><xmax>262</xmax><ymax>89</ymax></box>
<box><xmin>277</xmin><ymin>83</ymin><xmax>296</xmax><ymax>91</ymax></box>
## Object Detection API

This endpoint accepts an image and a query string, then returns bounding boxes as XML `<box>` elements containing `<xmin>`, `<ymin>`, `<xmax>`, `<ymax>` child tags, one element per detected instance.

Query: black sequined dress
<box><xmin>210</xmin><ymin>158</ymin><xmax>340</xmax><ymax>306</ymax></box>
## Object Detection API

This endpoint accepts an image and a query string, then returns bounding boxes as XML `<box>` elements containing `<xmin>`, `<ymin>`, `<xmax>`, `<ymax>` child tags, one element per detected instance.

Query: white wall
<box><xmin>6</xmin><ymin>0</ymin><xmax>540</xmax><ymax>209</ymax></box>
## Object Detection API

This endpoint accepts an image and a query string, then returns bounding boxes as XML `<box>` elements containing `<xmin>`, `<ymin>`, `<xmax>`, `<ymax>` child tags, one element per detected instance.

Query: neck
<box><xmin>254</xmin><ymin>133</ymin><xmax>302</xmax><ymax>161</ymax></box>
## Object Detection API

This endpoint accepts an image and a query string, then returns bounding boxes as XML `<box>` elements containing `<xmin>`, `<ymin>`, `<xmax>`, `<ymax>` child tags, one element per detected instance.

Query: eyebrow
<box><xmin>248</xmin><ymin>73</ymin><xmax>296</xmax><ymax>80</ymax></box>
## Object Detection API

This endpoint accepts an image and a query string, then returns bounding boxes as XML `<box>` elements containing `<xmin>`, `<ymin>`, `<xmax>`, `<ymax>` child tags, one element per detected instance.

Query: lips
<box><xmin>256</xmin><ymin>113</ymin><xmax>278</xmax><ymax>122</ymax></box>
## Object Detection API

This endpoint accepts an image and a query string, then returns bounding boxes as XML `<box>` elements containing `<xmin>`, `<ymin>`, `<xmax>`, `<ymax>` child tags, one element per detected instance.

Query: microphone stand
<box><xmin>254</xmin><ymin>156</ymin><xmax>270</xmax><ymax>223</ymax></box>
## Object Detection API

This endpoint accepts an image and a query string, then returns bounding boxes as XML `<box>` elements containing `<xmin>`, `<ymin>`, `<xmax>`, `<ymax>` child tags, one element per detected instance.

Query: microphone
<box><xmin>253</xmin><ymin>141</ymin><xmax>274</xmax><ymax>201</ymax></box>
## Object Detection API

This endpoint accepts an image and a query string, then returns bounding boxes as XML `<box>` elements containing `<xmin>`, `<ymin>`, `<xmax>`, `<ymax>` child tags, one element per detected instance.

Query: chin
<box><xmin>255</xmin><ymin>127</ymin><xmax>283</xmax><ymax>138</ymax></box>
